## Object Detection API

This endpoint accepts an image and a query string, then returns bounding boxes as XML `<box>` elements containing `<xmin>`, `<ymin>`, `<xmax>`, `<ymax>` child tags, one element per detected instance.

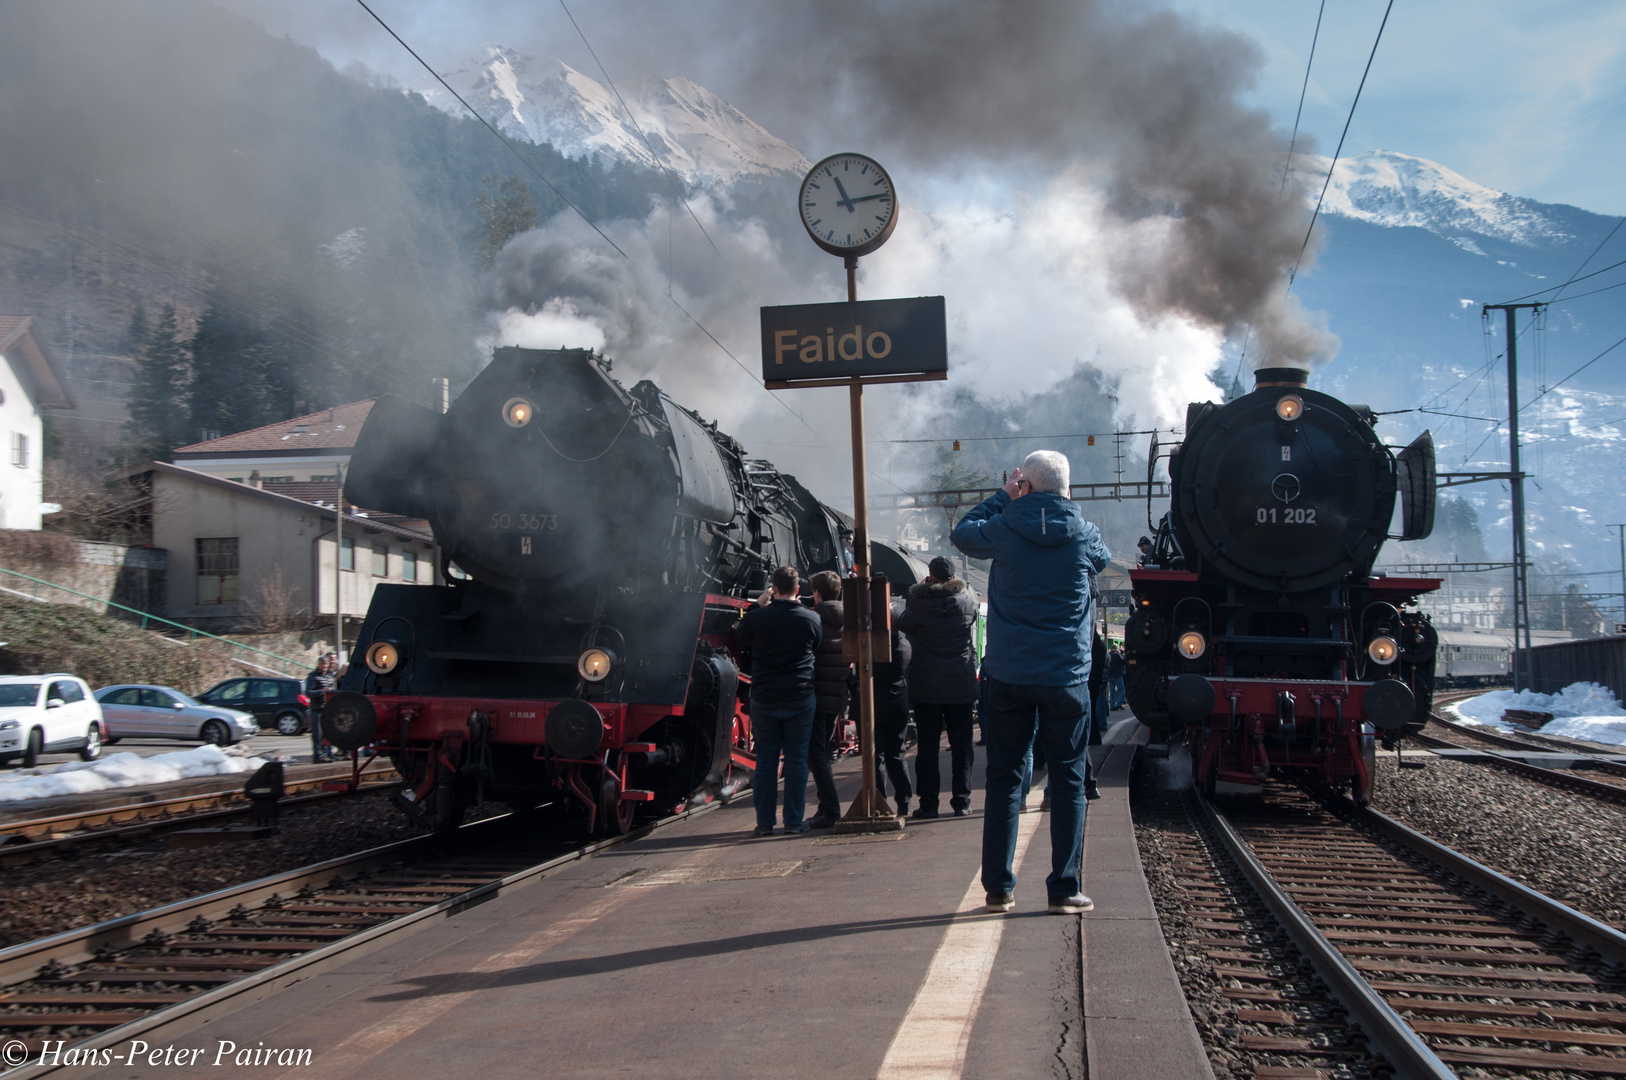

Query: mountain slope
<box><xmin>411</xmin><ymin>46</ymin><xmax>811</xmax><ymax>185</ymax></box>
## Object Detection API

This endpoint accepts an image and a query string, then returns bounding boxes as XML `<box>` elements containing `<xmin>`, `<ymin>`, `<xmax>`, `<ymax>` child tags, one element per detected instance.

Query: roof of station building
<box><xmin>173</xmin><ymin>400</ymin><xmax>375</xmax><ymax>458</ymax></box>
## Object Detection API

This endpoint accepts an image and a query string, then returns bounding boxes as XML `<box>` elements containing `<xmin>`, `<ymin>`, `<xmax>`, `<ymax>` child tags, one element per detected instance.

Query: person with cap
<box><xmin>1136</xmin><ymin>536</ymin><xmax>1154</xmax><ymax>568</ymax></box>
<box><xmin>952</xmin><ymin>449</ymin><xmax>1111</xmax><ymax>915</ymax></box>
<box><xmin>896</xmin><ymin>555</ymin><xmax>980</xmax><ymax>819</ymax></box>
<box><xmin>304</xmin><ymin>654</ymin><xmax>336</xmax><ymax>763</ymax></box>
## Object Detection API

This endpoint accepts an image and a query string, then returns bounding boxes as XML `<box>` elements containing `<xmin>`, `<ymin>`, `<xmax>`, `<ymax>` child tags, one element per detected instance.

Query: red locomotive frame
<box><xmin>1128</xmin><ymin>569</ymin><xmax>1439</xmax><ymax>804</ymax></box>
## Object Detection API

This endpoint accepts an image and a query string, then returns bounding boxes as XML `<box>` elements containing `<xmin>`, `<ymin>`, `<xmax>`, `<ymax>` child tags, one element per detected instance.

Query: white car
<box><xmin>0</xmin><ymin>674</ymin><xmax>106</xmax><ymax>767</ymax></box>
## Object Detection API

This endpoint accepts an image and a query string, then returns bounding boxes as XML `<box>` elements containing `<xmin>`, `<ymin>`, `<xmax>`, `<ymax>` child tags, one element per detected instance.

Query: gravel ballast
<box><xmin>1369</xmin><ymin>749</ymin><xmax>1626</xmax><ymax>928</ymax></box>
<box><xmin>0</xmin><ymin>793</ymin><xmax>425</xmax><ymax>948</ymax></box>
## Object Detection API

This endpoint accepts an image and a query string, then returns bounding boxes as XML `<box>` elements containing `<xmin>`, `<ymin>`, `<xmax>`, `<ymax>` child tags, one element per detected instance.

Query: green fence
<box><xmin>0</xmin><ymin>565</ymin><xmax>307</xmax><ymax>676</ymax></box>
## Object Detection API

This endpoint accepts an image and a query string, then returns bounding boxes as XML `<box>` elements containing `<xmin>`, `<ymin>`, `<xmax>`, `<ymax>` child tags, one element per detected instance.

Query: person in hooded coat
<box><xmin>896</xmin><ymin>555</ymin><xmax>979</xmax><ymax>818</ymax></box>
<box><xmin>952</xmin><ymin>449</ymin><xmax>1111</xmax><ymax>915</ymax></box>
<box><xmin>865</xmin><ymin>605</ymin><xmax>914</xmax><ymax>816</ymax></box>
<box><xmin>805</xmin><ymin>571</ymin><xmax>848</xmax><ymax>828</ymax></box>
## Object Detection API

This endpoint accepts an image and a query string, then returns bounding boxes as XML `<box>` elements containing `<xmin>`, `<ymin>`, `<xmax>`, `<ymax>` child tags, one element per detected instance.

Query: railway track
<box><xmin>0</xmin><ymin>799</ymin><xmax>723</xmax><ymax>1076</ymax></box>
<box><xmin>1412</xmin><ymin>711</ymin><xmax>1626</xmax><ymax>806</ymax></box>
<box><xmin>0</xmin><ymin>766</ymin><xmax>401</xmax><ymax>865</ymax></box>
<box><xmin>1188</xmin><ymin>783</ymin><xmax>1626</xmax><ymax>1078</ymax></box>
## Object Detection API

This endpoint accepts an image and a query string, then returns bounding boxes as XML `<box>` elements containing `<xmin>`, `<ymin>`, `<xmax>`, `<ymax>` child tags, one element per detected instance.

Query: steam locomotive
<box><xmin>321</xmin><ymin>347</ymin><xmax>923</xmax><ymax>834</ymax></box>
<box><xmin>1126</xmin><ymin>367</ymin><xmax>1440</xmax><ymax>805</ymax></box>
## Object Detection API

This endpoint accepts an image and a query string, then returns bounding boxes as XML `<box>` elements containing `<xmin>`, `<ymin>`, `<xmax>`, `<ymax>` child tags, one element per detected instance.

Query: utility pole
<box><xmin>334</xmin><ymin>461</ymin><xmax>346</xmax><ymax>667</ymax></box>
<box><xmin>1611</xmin><ymin>524</ymin><xmax>1626</xmax><ymax>634</ymax></box>
<box><xmin>1483</xmin><ymin>303</ymin><xmax>1542</xmax><ymax>690</ymax></box>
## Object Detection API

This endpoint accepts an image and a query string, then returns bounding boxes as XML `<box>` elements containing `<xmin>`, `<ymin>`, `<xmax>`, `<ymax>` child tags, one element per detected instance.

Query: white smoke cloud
<box><xmin>486</xmin><ymin>299</ymin><xmax>606</xmax><ymax>353</ymax></box>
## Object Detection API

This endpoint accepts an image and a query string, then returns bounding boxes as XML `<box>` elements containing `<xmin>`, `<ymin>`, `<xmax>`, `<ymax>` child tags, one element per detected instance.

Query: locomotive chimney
<box><xmin>1254</xmin><ymin>367</ymin><xmax>1309</xmax><ymax>390</ymax></box>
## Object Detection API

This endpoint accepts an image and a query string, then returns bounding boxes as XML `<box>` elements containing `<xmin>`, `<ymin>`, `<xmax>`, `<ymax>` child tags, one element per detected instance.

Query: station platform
<box><xmin>111</xmin><ymin>713</ymin><xmax>1210</xmax><ymax>1080</ymax></box>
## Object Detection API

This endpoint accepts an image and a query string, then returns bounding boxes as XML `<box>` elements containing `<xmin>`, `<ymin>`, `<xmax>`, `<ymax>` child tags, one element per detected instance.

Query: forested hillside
<box><xmin>0</xmin><ymin>0</ymin><xmax>665</xmax><ymax>463</ymax></box>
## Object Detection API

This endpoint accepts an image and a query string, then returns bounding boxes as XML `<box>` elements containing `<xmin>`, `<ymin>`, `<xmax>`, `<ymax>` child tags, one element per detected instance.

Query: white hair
<box><xmin>1022</xmin><ymin>450</ymin><xmax>1069</xmax><ymax>494</ymax></box>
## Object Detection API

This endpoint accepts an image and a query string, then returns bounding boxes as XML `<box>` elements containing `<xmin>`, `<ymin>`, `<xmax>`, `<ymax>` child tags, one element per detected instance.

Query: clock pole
<box><xmin>839</xmin><ymin>254</ymin><xmax>898</xmax><ymax>831</ymax></box>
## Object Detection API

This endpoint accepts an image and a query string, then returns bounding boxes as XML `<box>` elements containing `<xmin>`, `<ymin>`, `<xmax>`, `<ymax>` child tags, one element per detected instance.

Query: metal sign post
<box><xmin>761</xmin><ymin>153</ymin><xmax>947</xmax><ymax>834</ymax></box>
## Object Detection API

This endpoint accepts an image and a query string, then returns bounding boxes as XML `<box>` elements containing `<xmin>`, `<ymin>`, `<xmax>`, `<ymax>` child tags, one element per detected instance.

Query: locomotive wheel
<box><xmin>597</xmin><ymin>770</ymin><xmax>634</xmax><ymax>837</ymax></box>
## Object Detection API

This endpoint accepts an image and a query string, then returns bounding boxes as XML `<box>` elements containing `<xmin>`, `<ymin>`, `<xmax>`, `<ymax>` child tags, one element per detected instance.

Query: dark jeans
<box><xmin>982</xmin><ymin>677</ymin><xmax>1090</xmax><ymax>900</ymax></box>
<box><xmin>808</xmin><ymin>710</ymin><xmax>842</xmax><ymax>818</ymax></box>
<box><xmin>308</xmin><ymin>702</ymin><xmax>326</xmax><ymax>760</ymax></box>
<box><xmin>873</xmin><ymin>700</ymin><xmax>913</xmax><ymax>805</ymax></box>
<box><xmin>913</xmin><ymin>701</ymin><xmax>975</xmax><ymax>811</ymax></box>
<box><xmin>751</xmin><ymin>694</ymin><xmax>815</xmax><ymax>830</ymax></box>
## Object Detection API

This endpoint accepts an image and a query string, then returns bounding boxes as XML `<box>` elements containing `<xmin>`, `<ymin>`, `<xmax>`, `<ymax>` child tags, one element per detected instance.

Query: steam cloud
<box><xmin>483</xmin><ymin>0</ymin><xmax>1337</xmax><ymax>459</ymax></box>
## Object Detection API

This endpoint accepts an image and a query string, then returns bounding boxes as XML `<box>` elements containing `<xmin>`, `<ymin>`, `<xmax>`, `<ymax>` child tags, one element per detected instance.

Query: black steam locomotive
<box><xmin>1127</xmin><ymin>367</ymin><xmax>1440</xmax><ymax>804</ymax></box>
<box><xmin>322</xmin><ymin>347</ymin><xmax>922</xmax><ymax>834</ymax></box>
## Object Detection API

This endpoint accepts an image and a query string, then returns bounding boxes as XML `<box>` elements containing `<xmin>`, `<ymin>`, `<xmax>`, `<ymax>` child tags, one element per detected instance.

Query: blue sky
<box><xmin>223</xmin><ymin>0</ymin><xmax>1626</xmax><ymax>215</ymax></box>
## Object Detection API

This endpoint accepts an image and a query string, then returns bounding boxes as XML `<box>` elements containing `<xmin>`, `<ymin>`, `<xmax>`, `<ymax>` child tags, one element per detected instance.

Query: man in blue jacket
<box><xmin>952</xmin><ymin>450</ymin><xmax>1111</xmax><ymax>915</ymax></box>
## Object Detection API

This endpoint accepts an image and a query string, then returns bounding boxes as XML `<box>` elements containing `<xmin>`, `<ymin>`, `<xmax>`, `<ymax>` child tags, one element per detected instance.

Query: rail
<box><xmin>0</xmin><ymin>565</ymin><xmax>306</xmax><ymax>676</ymax></box>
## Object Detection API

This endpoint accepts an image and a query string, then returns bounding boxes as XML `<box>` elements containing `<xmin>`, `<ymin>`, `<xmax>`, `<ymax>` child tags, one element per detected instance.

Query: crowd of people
<box><xmin>740</xmin><ymin>450</ymin><xmax>1120</xmax><ymax>915</ymax></box>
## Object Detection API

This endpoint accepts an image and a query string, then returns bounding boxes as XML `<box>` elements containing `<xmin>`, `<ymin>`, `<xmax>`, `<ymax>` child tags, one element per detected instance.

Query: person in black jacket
<box><xmin>304</xmin><ymin>655</ymin><xmax>336</xmax><ymax>763</ymax></box>
<box><xmin>866</xmin><ymin>604</ymin><xmax>913</xmax><ymax>817</ymax></box>
<box><xmin>897</xmin><ymin>556</ymin><xmax>979</xmax><ymax>818</ymax></box>
<box><xmin>734</xmin><ymin>565</ymin><xmax>823</xmax><ymax>836</ymax></box>
<box><xmin>806</xmin><ymin>571</ymin><xmax>848</xmax><ymax>828</ymax></box>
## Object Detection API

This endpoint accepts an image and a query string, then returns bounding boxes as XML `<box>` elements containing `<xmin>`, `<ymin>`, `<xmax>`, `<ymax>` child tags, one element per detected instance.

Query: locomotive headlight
<box><xmin>1367</xmin><ymin>636</ymin><xmax>1399</xmax><ymax>665</ymax></box>
<box><xmin>1275</xmin><ymin>394</ymin><xmax>1305</xmax><ymax>422</ymax></box>
<box><xmin>502</xmin><ymin>397</ymin><xmax>535</xmax><ymax>427</ymax></box>
<box><xmin>577</xmin><ymin>647</ymin><xmax>617</xmax><ymax>682</ymax></box>
<box><xmin>365</xmin><ymin>641</ymin><xmax>401</xmax><ymax>675</ymax></box>
<box><xmin>1177</xmin><ymin>631</ymin><xmax>1207</xmax><ymax>659</ymax></box>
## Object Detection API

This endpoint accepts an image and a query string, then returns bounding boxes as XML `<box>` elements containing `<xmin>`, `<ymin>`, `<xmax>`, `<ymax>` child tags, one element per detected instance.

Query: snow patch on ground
<box><xmin>1447</xmin><ymin>682</ymin><xmax>1626</xmax><ymax>746</ymax></box>
<box><xmin>0</xmin><ymin>746</ymin><xmax>265</xmax><ymax>803</ymax></box>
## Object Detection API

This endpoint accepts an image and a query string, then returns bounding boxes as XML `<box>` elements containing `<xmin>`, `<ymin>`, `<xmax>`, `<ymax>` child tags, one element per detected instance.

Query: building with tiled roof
<box><xmin>0</xmin><ymin>315</ymin><xmax>76</xmax><ymax>529</ymax></box>
<box><xmin>144</xmin><ymin>461</ymin><xmax>434</xmax><ymax>637</ymax></box>
<box><xmin>172</xmin><ymin>400</ymin><xmax>374</xmax><ymax>485</ymax></box>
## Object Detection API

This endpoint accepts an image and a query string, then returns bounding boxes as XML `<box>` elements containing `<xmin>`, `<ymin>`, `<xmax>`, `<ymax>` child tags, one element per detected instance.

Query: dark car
<box><xmin>195</xmin><ymin>677</ymin><xmax>310</xmax><ymax>736</ymax></box>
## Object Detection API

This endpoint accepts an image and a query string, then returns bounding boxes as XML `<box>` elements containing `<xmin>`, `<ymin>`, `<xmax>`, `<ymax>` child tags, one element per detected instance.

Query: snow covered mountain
<box><xmin>410</xmin><ymin>46</ymin><xmax>810</xmax><ymax>185</ymax></box>
<box><xmin>1298</xmin><ymin>150</ymin><xmax>1572</xmax><ymax>249</ymax></box>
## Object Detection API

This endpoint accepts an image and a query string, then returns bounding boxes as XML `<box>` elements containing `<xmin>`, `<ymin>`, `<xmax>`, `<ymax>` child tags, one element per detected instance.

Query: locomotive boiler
<box><xmin>1127</xmin><ymin>367</ymin><xmax>1440</xmax><ymax>804</ymax></box>
<box><xmin>321</xmin><ymin>346</ymin><xmax>922</xmax><ymax>834</ymax></box>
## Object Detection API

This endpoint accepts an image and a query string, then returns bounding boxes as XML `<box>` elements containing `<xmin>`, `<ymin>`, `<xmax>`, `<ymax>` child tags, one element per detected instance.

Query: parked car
<box><xmin>0</xmin><ymin>674</ymin><xmax>106</xmax><ymax>767</ymax></box>
<box><xmin>193</xmin><ymin>677</ymin><xmax>310</xmax><ymax>736</ymax></box>
<box><xmin>94</xmin><ymin>685</ymin><xmax>258</xmax><ymax>746</ymax></box>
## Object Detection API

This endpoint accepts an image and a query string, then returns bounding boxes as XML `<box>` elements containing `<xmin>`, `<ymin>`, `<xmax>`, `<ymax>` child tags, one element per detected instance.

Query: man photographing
<box><xmin>951</xmin><ymin>450</ymin><xmax>1111</xmax><ymax>915</ymax></box>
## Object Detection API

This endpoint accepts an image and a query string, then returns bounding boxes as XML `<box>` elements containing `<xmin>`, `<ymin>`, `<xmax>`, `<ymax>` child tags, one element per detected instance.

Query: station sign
<box><xmin>760</xmin><ymin>296</ymin><xmax>946</xmax><ymax>389</ymax></box>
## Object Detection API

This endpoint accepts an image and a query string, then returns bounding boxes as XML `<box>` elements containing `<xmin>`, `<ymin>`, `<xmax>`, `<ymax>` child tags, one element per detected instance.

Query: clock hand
<box><xmin>845</xmin><ymin>192</ymin><xmax>890</xmax><ymax>205</ymax></box>
<box><xmin>832</xmin><ymin>175</ymin><xmax>857</xmax><ymax>212</ymax></box>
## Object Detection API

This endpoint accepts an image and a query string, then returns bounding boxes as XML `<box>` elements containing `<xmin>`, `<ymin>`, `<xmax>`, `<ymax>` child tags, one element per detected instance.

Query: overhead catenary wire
<box><xmin>1287</xmin><ymin>0</ymin><xmax>1397</xmax><ymax>289</ymax></box>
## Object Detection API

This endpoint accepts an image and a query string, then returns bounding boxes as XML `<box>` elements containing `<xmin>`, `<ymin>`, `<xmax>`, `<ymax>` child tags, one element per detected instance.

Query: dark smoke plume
<box><xmin>721</xmin><ymin>0</ymin><xmax>1335</xmax><ymax>369</ymax></box>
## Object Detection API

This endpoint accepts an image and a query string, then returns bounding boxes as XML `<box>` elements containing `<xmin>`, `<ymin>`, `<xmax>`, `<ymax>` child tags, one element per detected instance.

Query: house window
<box><xmin>373</xmin><ymin>545</ymin><xmax>389</xmax><ymax>577</ymax></box>
<box><xmin>196</xmin><ymin>537</ymin><xmax>240</xmax><ymax>604</ymax></box>
<box><xmin>340</xmin><ymin>536</ymin><xmax>355</xmax><ymax>571</ymax></box>
<box><xmin>309</xmin><ymin>474</ymin><xmax>338</xmax><ymax>484</ymax></box>
<box><xmin>402</xmin><ymin>550</ymin><xmax>418</xmax><ymax>582</ymax></box>
<box><xmin>10</xmin><ymin>432</ymin><xmax>26</xmax><ymax>469</ymax></box>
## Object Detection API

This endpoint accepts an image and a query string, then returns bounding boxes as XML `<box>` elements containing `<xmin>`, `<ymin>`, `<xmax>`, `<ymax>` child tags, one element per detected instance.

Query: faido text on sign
<box><xmin>760</xmin><ymin>296</ymin><xmax>946</xmax><ymax>388</ymax></box>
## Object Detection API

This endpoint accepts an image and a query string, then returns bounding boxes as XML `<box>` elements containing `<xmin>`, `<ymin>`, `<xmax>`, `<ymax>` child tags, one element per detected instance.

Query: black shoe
<box><xmin>1039</xmin><ymin>795</ymin><xmax>1051</xmax><ymax>812</ymax></box>
<box><xmin>1086</xmin><ymin>783</ymin><xmax>1102</xmax><ymax>800</ymax></box>
<box><xmin>910</xmin><ymin>807</ymin><xmax>939</xmax><ymax>820</ymax></box>
<box><xmin>952</xmin><ymin>806</ymin><xmax>972</xmax><ymax>817</ymax></box>
<box><xmin>975</xmin><ymin>739</ymin><xmax>986</xmax><ymax>746</ymax></box>
<box><xmin>806</xmin><ymin>812</ymin><xmax>839</xmax><ymax>829</ymax></box>
<box><xmin>752</xmin><ymin>825</ymin><xmax>775</xmax><ymax>837</ymax></box>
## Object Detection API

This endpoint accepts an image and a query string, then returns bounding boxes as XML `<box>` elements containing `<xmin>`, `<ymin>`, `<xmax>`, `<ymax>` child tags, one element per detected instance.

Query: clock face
<box><xmin>799</xmin><ymin>153</ymin><xmax>898</xmax><ymax>257</ymax></box>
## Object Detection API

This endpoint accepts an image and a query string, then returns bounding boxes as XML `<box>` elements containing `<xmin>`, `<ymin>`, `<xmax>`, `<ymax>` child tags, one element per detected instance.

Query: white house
<box><xmin>0</xmin><ymin>316</ymin><xmax>76</xmax><ymax>530</ymax></box>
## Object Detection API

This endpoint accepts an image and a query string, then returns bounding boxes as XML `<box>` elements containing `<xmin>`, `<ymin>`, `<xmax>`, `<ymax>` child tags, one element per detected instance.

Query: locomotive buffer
<box><xmin>762</xmin><ymin>153</ymin><xmax>947</xmax><ymax>832</ymax></box>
